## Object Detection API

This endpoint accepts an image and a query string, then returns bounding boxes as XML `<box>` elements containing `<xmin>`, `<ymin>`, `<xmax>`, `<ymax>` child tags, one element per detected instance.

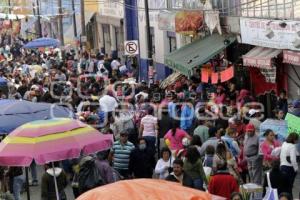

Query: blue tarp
<box><xmin>0</xmin><ymin>100</ymin><xmax>74</xmax><ymax>135</ymax></box>
<box><xmin>23</xmin><ymin>38</ymin><xmax>60</xmax><ymax>49</ymax></box>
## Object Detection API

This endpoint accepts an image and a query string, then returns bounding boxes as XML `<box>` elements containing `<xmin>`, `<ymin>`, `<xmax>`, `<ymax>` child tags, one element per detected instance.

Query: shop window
<box><xmin>167</xmin><ymin>31</ymin><xmax>177</xmax><ymax>52</ymax></box>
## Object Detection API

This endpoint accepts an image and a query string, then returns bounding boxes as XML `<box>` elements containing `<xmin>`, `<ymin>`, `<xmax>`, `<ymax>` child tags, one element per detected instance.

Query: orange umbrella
<box><xmin>77</xmin><ymin>179</ymin><xmax>226</xmax><ymax>200</ymax></box>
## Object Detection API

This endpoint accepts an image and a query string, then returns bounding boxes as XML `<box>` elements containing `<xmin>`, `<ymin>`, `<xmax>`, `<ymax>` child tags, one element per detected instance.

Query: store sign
<box><xmin>240</xmin><ymin>18</ymin><xmax>300</xmax><ymax>51</ymax></box>
<box><xmin>283</xmin><ymin>50</ymin><xmax>300</xmax><ymax>66</ymax></box>
<box><xmin>99</xmin><ymin>0</ymin><xmax>124</xmax><ymax>18</ymax></box>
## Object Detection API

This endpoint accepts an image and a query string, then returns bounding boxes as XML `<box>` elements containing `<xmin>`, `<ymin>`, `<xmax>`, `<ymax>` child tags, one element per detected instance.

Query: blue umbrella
<box><xmin>0</xmin><ymin>77</ymin><xmax>7</xmax><ymax>87</ymax></box>
<box><xmin>23</xmin><ymin>38</ymin><xmax>60</xmax><ymax>49</ymax></box>
<box><xmin>0</xmin><ymin>100</ymin><xmax>74</xmax><ymax>135</ymax></box>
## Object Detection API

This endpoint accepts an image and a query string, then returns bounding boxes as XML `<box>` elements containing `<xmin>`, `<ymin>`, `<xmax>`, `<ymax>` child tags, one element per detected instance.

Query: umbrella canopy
<box><xmin>23</xmin><ymin>38</ymin><xmax>60</xmax><ymax>49</ymax></box>
<box><xmin>0</xmin><ymin>118</ymin><xmax>113</xmax><ymax>166</ymax></box>
<box><xmin>76</xmin><ymin>179</ymin><xmax>226</xmax><ymax>200</ymax></box>
<box><xmin>0</xmin><ymin>100</ymin><xmax>74</xmax><ymax>135</ymax></box>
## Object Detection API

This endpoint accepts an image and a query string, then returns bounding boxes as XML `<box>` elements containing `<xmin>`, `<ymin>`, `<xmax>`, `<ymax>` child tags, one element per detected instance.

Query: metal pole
<box><xmin>81</xmin><ymin>0</ymin><xmax>86</xmax><ymax>37</ymax></box>
<box><xmin>72</xmin><ymin>0</ymin><xmax>77</xmax><ymax>37</ymax></box>
<box><xmin>58</xmin><ymin>0</ymin><xmax>64</xmax><ymax>45</ymax></box>
<box><xmin>144</xmin><ymin>0</ymin><xmax>153</xmax><ymax>82</ymax></box>
<box><xmin>36</xmin><ymin>0</ymin><xmax>42</xmax><ymax>38</ymax></box>
<box><xmin>25</xmin><ymin>167</ymin><xmax>31</xmax><ymax>200</ymax></box>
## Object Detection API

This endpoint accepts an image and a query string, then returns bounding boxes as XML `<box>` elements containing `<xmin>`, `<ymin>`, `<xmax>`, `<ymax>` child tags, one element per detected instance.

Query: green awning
<box><xmin>165</xmin><ymin>34</ymin><xmax>236</xmax><ymax>77</ymax></box>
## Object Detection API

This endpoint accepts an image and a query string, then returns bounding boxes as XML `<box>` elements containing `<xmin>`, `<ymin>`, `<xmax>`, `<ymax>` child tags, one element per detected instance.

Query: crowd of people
<box><xmin>0</xmin><ymin>34</ymin><xmax>299</xmax><ymax>200</ymax></box>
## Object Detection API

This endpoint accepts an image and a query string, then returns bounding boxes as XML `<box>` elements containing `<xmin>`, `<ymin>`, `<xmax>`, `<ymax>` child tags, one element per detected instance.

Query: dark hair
<box><xmin>230</xmin><ymin>192</ymin><xmax>243</xmax><ymax>200</ymax></box>
<box><xmin>286</xmin><ymin>133</ymin><xmax>299</xmax><ymax>144</ymax></box>
<box><xmin>185</xmin><ymin>146</ymin><xmax>200</xmax><ymax>164</ymax></box>
<box><xmin>271</xmin><ymin>159</ymin><xmax>280</xmax><ymax>170</ymax></box>
<box><xmin>171</xmin><ymin>120</ymin><xmax>180</xmax><ymax>136</ymax></box>
<box><xmin>191</xmin><ymin>135</ymin><xmax>202</xmax><ymax>146</ymax></box>
<box><xmin>263</xmin><ymin>129</ymin><xmax>274</xmax><ymax>137</ymax></box>
<box><xmin>208</xmin><ymin>127</ymin><xmax>218</xmax><ymax>138</ymax></box>
<box><xmin>206</xmin><ymin>145</ymin><xmax>215</xmax><ymax>155</ymax></box>
<box><xmin>160</xmin><ymin>147</ymin><xmax>171</xmax><ymax>158</ymax></box>
<box><xmin>279</xmin><ymin>192</ymin><xmax>292</xmax><ymax>200</ymax></box>
<box><xmin>216</xmin><ymin>142</ymin><xmax>227</xmax><ymax>159</ymax></box>
<box><xmin>138</xmin><ymin>137</ymin><xmax>147</xmax><ymax>144</ymax></box>
<box><xmin>147</xmin><ymin>106</ymin><xmax>154</xmax><ymax>115</ymax></box>
<box><xmin>173</xmin><ymin>158</ymin><xmax>184</xmax><ymax>167</ymax></box>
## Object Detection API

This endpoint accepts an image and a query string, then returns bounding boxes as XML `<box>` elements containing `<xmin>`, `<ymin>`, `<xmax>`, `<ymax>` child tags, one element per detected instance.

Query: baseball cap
<box><xmin>245</xmin><ymin>123</ymin><xmax>255</xmax><ymax>132</ymax></box>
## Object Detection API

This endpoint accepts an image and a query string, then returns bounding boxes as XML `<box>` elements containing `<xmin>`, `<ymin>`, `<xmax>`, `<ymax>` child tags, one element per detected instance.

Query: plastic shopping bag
<box><xmin>263</xmin><ymin>172</ymin><xmax>278</xmax><ymax>200</ymax></box>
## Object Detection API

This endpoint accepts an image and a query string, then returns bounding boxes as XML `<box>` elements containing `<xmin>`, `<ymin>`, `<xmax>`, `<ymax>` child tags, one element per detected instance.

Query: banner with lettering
<box><xmin>240</xmin><ymin>18</ymin><xmax>300</xmax><ymax>51</ymax></box>
<box><xmin>158</xmin><ymin>11</ymin><xmax>176</xmax><ymax>31</ymax></box>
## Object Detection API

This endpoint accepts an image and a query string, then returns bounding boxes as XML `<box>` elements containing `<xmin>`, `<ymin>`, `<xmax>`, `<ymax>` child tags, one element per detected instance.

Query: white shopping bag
<box><xmin>263</xmin><ymin>172</ymin><xmax>279</xmax><ymax>200</ymax></box>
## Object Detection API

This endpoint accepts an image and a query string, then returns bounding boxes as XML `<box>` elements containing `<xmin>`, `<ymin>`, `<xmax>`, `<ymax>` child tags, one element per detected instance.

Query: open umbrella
<box><xmin>0</xmin><ymin>100</ymin><xmax>74</xmax><ymax>135</ymax></box>
<box><xmin>23</xmin><ymin>38</ymin><xmax>60</xmax><ymax>49</ymax></box>
<box><xmin>76</xmin><ymin>179</ymin><xmax>226</xmax><ymax>200</ymax></box>
<box><xmin>0</xmin><ymin>118</ymin><xmax>113</xmax><ymax>200</ymax></box>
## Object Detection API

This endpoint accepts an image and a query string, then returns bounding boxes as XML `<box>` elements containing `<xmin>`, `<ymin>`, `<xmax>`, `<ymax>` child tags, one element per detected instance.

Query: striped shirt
<box><xmin>112</xmin><ymin>140</ymin><xmax>135</xmax><ymax>170</ymax></box>
<box><xmin>141</xmin><ymin>115</ymin><xmax>158</xmax><ymax>137</ymax></box>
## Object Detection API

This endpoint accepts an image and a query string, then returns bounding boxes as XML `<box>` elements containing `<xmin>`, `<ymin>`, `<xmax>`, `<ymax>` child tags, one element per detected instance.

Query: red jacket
<box><xmin>208</xmin><ymin>172</ymin><xmax>239</xmax><ymax>200</ymax></box>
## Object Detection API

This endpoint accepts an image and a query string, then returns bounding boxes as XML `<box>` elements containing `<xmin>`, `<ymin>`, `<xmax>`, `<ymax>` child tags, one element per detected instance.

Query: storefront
<box><xmin>240</xmin><ymin>17</ymin><xmax>300</xmax><ymax>99</ymax></box>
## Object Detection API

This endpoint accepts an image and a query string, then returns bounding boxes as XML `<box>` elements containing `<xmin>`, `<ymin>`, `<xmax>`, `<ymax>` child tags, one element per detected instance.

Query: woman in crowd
<box><xmin>261</xmin><ymin>129</ymin><xmax>281</xmax><ymax>170</ymax></box>
<box><xmin>280</xmin><ymin>132</ymin><xmax>299</xmax><ymax>196</ymax></box>
<box><xmin>183</xmin><ymin>146</ymin><xmax>207</xmax><ymax>190</ymax></box>
<box><xmin>154</xmin><ymin>147</ymin><xmax>174</xmax><ymax>179</ymax></box>
<box><xmin>164</xmin><ymin>120</ymin><xmax>192</xmax><ymax>155</ymax></box>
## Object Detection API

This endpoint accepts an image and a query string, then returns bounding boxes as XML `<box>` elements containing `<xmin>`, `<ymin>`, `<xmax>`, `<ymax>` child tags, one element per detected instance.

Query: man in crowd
<box><xmin>244</xmin><ymin>123</ymin><xmax>263</xmax><ymax>185</ymax></box>
<box><xmin>110</xmin><ymin>130</ymin><xmax>135</xmax><ymax>179</ymax></box>
<box><xmin>166</xmin><ymin>159</ymin><xmax>194</xmax><ymax>188</ymax></box>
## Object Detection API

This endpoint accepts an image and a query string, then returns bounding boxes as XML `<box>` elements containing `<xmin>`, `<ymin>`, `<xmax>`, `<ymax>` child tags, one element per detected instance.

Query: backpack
<box><xmin>78</xmin><ymin>160</ymin><xmax>103</xmax><ymax>195</ymax></box>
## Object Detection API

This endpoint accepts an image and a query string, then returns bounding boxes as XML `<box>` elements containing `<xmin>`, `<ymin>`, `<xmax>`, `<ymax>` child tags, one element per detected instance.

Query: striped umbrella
<box><xmin>0</xmin><ymin>118</ymin><xmax>113</xmax><ymax>166</ymax></box>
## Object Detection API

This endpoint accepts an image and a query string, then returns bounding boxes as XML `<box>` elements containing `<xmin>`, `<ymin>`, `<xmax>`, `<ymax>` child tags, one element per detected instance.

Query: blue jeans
<box><xmin>13</xmin><ymin>175</ymin><xmax>24</xmax><ymax>200</ymax></box>
<box><xmin>193</xmin><ymin>178</ymin><xmax>204</xmax><ymax>191</ymax></box>
<box><xmin>143</xmin><ymin>136</ymin><xmax>156</xmax><ymax>154</ymax></box>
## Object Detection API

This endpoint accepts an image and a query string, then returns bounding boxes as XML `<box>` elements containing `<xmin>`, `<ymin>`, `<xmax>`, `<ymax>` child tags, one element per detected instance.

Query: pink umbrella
<box><xmin>0</xmin><ymin>118</ymin><xmax>113</xmax><ymax>199</ymax></box>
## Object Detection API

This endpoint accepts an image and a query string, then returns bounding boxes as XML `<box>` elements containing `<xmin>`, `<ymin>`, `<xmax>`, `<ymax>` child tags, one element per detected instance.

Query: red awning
<box><xmin>243</xmin><ymin>47</ymin><xmax>282</xmax><ymax>68</ymax></box>
<box><xmin>283</xmin><ymin>50</ymin><xmax>300</xmax><ymax>66</ymax></box>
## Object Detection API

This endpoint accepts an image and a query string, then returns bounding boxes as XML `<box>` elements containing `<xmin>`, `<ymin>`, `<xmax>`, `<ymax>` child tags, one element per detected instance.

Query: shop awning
<box><xmin>164</xmin><ymin>34</ymin><xmax>236</xmax><ymax>77</ymax></box>
<box><xmin>243</xmin><ymin>47</ymin><xmax>282</xmax><ymax>68</ymax></box>
<box><xmin>283</xmin><ymin>50</ymin><xmax>300</xmax><ymax>66</ymax></box>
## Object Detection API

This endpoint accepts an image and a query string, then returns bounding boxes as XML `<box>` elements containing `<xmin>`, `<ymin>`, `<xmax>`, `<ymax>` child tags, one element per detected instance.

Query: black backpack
<box><xmin>78</xmin><ymin>159</ymin><xmax>103</xmax><ymax>194</ymax></box>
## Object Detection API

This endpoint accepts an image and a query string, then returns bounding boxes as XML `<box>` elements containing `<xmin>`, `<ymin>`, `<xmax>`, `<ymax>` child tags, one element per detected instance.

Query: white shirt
<box><xmin>280</xmin><ymin>142</ymin><xmax>299</xmax><ymax>171</ymax></box>
<box><xmin>154</xmin><ymin>157</ymin><xmax>174</xmax><ymax>179</ymax></box>
<box><xmin>99</xmin><ymin>95</ymin><xmax>118</xmax><ymax>112</ymax></box>
<box><xmin>111</xmin><ymin>60</ymin><xmax>120</xmax><ymax>70</ymax></box>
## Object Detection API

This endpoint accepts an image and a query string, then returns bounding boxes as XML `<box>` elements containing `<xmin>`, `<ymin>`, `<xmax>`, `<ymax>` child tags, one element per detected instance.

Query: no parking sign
<box><xmin>124</xmin><ymin>40</ymin><xmax>139</xmax><ymax>56</ymax></box>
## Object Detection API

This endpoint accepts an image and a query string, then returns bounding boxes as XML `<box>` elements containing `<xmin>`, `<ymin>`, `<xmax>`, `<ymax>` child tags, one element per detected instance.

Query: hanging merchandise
<box><xmin>201</xmin><ymin>68</ymin><xmax>209</xmax><ymax>83</ymax></box>
<box><xmin>175</xmin><ymin>11</ymin><xmax>204</xmax><ymax>35</ymax></box>
<box><xmin>220</xmin><ymin>66</ymin><xmax>234</xmax><ymax>82</ymax></box>
<box><xmin>204</xmin><ymin>1</ymin><xmax>222</xmax><ymax>35</ymax></box>
<box><xmin>211</xmin><ymin>72</ymin><xmax>219</xmax><ymax>84</ymax></box>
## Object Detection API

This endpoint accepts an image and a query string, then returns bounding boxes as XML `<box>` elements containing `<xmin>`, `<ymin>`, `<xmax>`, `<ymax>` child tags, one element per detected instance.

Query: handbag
<box><xmin>263</xmin><ymin>172</ymin><xmax>278</xmax><ymax>200</ymax></box>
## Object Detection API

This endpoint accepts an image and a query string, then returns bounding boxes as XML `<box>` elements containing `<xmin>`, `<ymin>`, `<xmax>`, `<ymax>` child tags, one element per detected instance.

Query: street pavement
<box><xmin>21</xmin><ymin>165</ymin><xmax>300</xmax><ymax>200</ymax></box>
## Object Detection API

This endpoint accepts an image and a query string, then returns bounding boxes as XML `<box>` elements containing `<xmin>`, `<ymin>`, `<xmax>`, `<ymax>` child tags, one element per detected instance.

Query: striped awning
<box><xmin>283</xmin><ymin>50</ymin><xmax>300</xmax><ymax>66</ymax></box>
<box><xmin>243</xmin><ymin>47</ymin><xmax>282</xmax><ymax>68</ymax></box>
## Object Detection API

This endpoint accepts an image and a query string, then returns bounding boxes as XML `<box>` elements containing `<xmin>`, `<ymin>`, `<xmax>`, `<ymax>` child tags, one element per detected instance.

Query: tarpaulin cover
<box><xmin>77</xmin><ymin>179</ymin><xmax>226</xmax><ymax>200</ymax></box>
